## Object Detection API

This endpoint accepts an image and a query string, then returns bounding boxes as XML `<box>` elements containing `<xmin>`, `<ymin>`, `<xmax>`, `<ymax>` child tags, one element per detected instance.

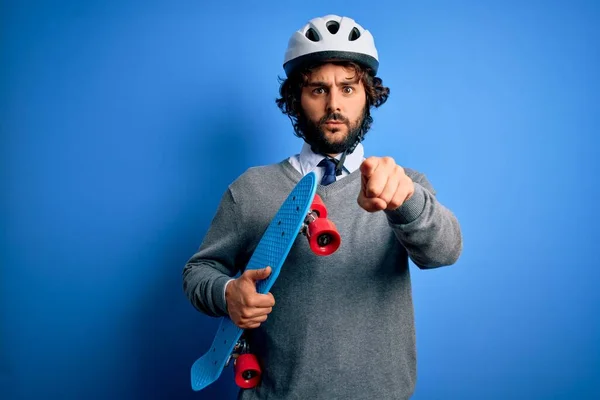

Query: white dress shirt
<box><xmin>287</xmin><ymin>141</ymin><xmax>365</xmax><ymax>180</ymax></box>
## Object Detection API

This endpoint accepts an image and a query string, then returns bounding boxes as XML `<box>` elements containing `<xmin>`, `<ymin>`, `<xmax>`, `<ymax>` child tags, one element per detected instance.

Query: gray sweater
<box><xmin>183</xmin><ymin>160</ymin><xmax>462</xmax><ymax>399</ymax></box>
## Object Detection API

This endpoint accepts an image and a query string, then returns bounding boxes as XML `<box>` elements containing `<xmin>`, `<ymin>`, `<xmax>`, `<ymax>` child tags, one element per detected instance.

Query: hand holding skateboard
<box><xmin>226</xmin><ymin>267</ymin><xmax>276</xmax><ymax>329</ymax></box>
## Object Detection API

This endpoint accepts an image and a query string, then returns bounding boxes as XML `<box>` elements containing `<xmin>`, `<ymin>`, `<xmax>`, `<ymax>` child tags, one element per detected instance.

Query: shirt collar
<box><xmin>298</xmin><ymin>141</ymin><xmax>365</xmax><ymax>175</ymax></box>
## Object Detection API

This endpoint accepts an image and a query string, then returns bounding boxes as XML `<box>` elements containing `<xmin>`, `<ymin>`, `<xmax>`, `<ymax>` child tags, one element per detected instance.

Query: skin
<box><xmin>226</xmin><ymin>267</ymin><xmax>274</xmax><ymax>329</ymax></box>
<box><xmin>299</xmin><ymin>63</ymin><xmax>366</xmax><ymax>156</ymax></box>
<box><xmin>226</xmin><ymin>63</ymin><xmax>415</xmax><ymax>329</ymax></box>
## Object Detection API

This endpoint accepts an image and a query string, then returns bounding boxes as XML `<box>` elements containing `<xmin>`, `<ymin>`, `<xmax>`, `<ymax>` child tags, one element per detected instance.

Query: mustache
<box><xmin>319</xmin><ymin>113</ymin><xmax>349</xmax><ymax>125</ymax></box>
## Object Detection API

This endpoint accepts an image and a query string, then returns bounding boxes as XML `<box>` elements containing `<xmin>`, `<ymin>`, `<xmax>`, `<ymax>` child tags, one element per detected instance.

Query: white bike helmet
<box><xmin>283</xmin><ymin>15</ymin><xmax>379</xmax><ymax>77</ymax></box>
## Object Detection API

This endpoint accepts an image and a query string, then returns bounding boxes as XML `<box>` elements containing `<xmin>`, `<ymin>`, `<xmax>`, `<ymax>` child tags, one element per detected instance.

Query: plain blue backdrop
<box><xmin>2</xmin><ymin>1</ymin><xmax>599</xmax><ymax>399</ymax></box>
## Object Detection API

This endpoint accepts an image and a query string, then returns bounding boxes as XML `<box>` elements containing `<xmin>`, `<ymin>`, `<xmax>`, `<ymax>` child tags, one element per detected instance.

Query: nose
<box><xmin>326</xmin><ymin>90</ymin><xmax>341</xmax><ymax>113</ymax></box>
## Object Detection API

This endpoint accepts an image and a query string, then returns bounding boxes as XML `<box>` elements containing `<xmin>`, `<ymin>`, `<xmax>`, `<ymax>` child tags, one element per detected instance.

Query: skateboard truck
<box><xmin>225</xmin><ymin>338</ymin><xmax>249</xmax><ymax>367</ymax></box>
<box><xmin>301</xmin><ymin>194</ymin><xmax>341</xmax><ymax>256</ymax></box>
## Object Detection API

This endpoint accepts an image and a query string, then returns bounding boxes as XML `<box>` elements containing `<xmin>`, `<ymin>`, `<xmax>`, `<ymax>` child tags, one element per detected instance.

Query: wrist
<box><xmin>385</xmin><ymin>183</ymin><xmax>426</xmax><ymax>224</ymax></box>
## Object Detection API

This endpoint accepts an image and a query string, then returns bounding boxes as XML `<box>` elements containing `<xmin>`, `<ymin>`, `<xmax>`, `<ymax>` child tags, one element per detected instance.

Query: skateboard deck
<box><xmin>191</xmin><ymin>171</ymin><xmax>320</xmax><ymax>391</ymax></box>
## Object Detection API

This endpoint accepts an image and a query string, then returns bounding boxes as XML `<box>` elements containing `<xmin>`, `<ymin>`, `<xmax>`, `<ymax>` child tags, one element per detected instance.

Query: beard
<box><xmin>297</xmin><ymin>106</ymin><xmax>369</xmax><ymax>155</ymax></box>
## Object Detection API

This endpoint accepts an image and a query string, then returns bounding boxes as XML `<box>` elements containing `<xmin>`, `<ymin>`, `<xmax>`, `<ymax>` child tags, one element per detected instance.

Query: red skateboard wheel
<box><xmin>307</xmin><ymin>218</ymin><xmax>341</xmax><ymax>256</ymax></box>
<box><xmin>234</xmin><ymin>354</ymin><xmax>261</xmax><ymax>389</ymax></box>
<box><xmin>310</xmin><ymin>194</ymin><xmax>328</xmax><ymax>219</ymax></box>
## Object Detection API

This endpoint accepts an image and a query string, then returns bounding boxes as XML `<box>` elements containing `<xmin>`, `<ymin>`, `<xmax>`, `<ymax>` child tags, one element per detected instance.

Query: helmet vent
<box><xmin>349</xmin><ymin>27</ymin><xmax>361</xmax><ymax>41</ymax></box>
<box><xmin>305</xmin><ymin>28</ymin><xmax>320</xmax><ymax>42</ymax></box>
<box><xmin>326</xmin><ymin>21</ymin><xmax>340</xmax><ymax>34</ymax></box>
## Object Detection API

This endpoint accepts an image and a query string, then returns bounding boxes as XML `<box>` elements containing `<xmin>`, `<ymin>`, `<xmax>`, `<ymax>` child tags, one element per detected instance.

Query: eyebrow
<box><xmin>306</xmin><ymin>79</ymin><xmax>359</xmax><ymax>87</ymax></box>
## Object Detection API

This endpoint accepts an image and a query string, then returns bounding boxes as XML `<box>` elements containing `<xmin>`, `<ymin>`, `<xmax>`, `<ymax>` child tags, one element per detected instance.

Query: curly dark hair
<box><xmin>275</xmin><ymin>60</ymin><xmax>390</xmax><ymax>141</ymax></box>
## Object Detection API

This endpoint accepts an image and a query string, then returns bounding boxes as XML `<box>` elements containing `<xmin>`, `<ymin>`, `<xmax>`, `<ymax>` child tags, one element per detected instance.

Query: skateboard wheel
<box><xmin>234</xmin><ymin>354</ymin><xmax>261</xmax><ymax>389</ymax></box>
<box><xmin>307</xmin><ymin>218</ymin><xmax>341</xmax><ymax>256</ymax></box>
<box><xmin>310</xmin><ymin>194</ymin><xmax>328</xmax><ymax>219</ymax></box>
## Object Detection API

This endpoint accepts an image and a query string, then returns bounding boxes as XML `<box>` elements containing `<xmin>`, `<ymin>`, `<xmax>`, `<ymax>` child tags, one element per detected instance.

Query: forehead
<box><xmin>305</xmin><ymin>63</ymin><xmax>360</xmax><ymax>82</ymax></box>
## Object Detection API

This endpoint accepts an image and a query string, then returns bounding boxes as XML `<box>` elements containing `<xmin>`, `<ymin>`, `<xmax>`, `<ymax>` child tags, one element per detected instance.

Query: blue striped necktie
<box><xmin>317</xmin><ymin>158</ymin><xmax>337</xmax><ymax>186</ymax></box>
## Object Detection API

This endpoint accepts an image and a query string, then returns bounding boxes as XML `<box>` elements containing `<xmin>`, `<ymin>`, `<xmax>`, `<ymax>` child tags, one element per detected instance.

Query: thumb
<box><xmin>245</xmin><ymin>266</ymin><xmax>272</xmax><ymax>282</ymax></box>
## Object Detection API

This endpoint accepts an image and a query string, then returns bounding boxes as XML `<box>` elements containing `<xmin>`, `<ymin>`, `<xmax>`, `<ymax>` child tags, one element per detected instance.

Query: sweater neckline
<box><xmin>278</xmin><ymin>159</ymin><xmax>362</xmax><ymax>198</ymax></box>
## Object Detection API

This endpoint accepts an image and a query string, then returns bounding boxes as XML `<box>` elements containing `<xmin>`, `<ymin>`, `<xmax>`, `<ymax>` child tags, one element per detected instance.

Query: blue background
<box><xmin>2</xmin><ymin>1</ymin><xmax>599</xmax><ymax>399</ymax></box>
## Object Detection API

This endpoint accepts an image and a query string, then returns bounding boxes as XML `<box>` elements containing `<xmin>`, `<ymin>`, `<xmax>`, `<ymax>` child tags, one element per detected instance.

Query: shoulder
<box><xmin>228</xmin><ymin>161</ymin><xmax>293</xmax><ymax>202</ymax></box>
<box><xmin>233</xmin><ymin>162</ymin><xmax>287</xmax><ymax>185</ymax></box>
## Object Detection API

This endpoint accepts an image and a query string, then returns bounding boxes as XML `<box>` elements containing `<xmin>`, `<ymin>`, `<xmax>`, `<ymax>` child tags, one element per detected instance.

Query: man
<box><xmin>183</xmin><ymin>15</ymin><xmax>462</xmax><ymax>399</ymax></box>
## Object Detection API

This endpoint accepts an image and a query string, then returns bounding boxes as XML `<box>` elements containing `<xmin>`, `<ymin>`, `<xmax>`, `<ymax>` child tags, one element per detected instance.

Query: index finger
<box><xmin>360</xmin><ymin>157</ymin><xmax>380</xmax><ymax>179</ymax></box>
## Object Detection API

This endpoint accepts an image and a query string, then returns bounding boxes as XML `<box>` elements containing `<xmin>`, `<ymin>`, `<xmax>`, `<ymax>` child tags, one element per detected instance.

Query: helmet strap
<box><xmin>335</xmin><ymin>151</ymin><xmax>347</xmax><ymax>176</ymax></box>
<box><xmin>334</xmin><ymin>131</ymin><xmax>363</xmax><ymax>176</ymax></box>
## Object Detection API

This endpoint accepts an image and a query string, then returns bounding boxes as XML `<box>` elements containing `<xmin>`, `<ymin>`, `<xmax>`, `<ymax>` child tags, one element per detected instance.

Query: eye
<box><xmin>343</xmin><ymin>86</ymin><xmax>354</xmax><ymax>94</ymax></box>
<box><xmin>313</xmin><ymin>87</ymin><xmax>326</xmax><ymax>95</ymax></box>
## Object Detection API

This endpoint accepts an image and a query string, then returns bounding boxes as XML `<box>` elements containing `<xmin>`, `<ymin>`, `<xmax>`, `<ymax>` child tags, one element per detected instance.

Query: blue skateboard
<box><xmin>190</xmin><ymin>171</ymin><xmax>341</xmax><ymax>391</ymax></box>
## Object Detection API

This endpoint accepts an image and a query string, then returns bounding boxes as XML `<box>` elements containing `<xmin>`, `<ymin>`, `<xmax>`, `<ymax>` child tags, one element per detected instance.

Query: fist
<box><xmin>358</xmin><ymin>156</ymin><xmax>415</xmax><ymax>212</ymax></box>
<box><xmin>225</xmin><ymin>267</ymin><xmax>276</xmax><ymax>329</ymax></box>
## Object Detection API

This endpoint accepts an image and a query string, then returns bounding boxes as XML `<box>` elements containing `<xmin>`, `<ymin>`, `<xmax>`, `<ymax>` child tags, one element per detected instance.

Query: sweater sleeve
<box><xmin>182</xmin><ymin>187</ymin><xmax>246</xmax><ymax>317</ymax></box>
<box><xmin>384</xmin><ymin>170</ymin><xmax>463</xmax><ymax>269</ymax></box>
